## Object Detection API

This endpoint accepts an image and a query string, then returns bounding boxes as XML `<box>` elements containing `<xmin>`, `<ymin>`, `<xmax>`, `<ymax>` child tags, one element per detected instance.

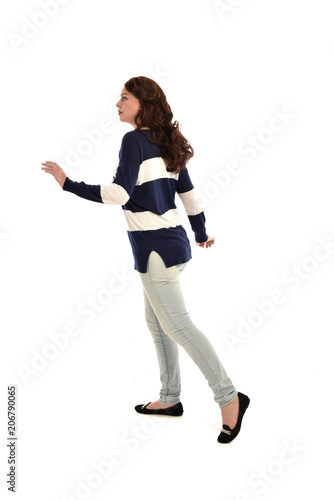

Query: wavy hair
<box><xmin>124</xmin><ymin>76</ymin><xmax>194</xmax><ymax>173</ymax></box>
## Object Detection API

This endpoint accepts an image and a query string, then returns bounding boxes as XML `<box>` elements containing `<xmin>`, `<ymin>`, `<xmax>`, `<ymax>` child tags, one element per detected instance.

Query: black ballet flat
<box><xmin>135</xmin><ymin>401</ymin><xmax>184</xmax><ymax>417</ymax></box>
<box><xmin>218</xmin><ymin>392</ymin><xmax>250</xmax><ymax>444</ymax></box>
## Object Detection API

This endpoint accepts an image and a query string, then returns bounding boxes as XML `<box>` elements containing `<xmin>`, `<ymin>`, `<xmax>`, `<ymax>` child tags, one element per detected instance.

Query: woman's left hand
<box><xmin>195</xmin><ymin>235</ymin><xmax>215</xmax><ymax>248</ymax></box>
<box><xmin>41</xmin><ymin>161</ymin><xmax>67</xmax><ymax>188</ymax></box>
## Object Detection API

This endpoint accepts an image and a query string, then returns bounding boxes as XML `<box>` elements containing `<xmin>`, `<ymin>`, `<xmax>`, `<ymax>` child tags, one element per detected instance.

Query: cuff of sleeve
<box><xmin>188</xmin><ymin>212</ymin><xmax>208</xmax><ymax>243</ymax></box>
<box><xmin>195</xmin><ymin>231</ymin><xmax>208</xmax><ymax>244</ymax></box>
<box><xmin>63</xmin><ymin>177</ymin><xmax>72</xmax><ymax>191</ymax></box>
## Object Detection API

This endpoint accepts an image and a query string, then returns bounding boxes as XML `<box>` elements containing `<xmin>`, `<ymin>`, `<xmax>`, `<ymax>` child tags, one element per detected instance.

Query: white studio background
<box><xmin>1</xmin><ymin>0</ymin><xmax>333</xmax><ymax>499</ymax></box>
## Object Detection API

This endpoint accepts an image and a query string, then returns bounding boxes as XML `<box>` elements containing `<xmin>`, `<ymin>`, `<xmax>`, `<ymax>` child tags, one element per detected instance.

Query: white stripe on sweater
<box><xmin>178</xmin><ymin>189</ymin><xmax>203</xmax><ymax>216</ymax></box>
<box><xmin>101</xmin><ymin>183</ymin><xmax>130</xmax><ymax>205</ymax></box>
<box><xmin>136</xmin><ymin>157</ymin><xmax>179</xmax><ymax>186</ymax></box>
<box><xmin>123</xmin><ymin>208</ymin><xmax>181</xmax><ymax>232</ymax></box>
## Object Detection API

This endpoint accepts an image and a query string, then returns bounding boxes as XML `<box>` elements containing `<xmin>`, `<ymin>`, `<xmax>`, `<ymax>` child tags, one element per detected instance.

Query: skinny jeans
<box><xmin>138</xmin><ymin>251</ymin><xmax>237</xmax><ymax>408</ymax></box>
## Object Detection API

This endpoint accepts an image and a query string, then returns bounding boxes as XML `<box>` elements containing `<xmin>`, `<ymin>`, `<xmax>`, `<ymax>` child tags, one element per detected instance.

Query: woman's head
<box><xmin>116</xmin><ymin>76</ymin><xmax>194</xmax><ymax>173</ymax></box>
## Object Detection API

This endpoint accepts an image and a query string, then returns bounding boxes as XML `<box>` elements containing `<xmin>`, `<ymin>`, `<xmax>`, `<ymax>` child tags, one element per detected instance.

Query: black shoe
<box><xmin>135</xmin><ymin>401</ymin><xmax>184</xmax><ymax>417</ymax></box>
<box><xmin>218</xmin><ymin>392</ymin><xmax>250</xmax><ymax>444</ymax></box>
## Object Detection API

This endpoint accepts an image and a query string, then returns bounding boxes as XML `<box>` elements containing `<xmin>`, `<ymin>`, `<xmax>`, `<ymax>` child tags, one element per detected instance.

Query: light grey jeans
<box><xmin>138</xmin><ymin>251</ymin><xmax>238</xmax><ymax>408</ymax></box>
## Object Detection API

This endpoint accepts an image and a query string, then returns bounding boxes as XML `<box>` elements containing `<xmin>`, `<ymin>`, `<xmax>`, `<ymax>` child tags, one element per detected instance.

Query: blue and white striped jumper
<box><xmin>62</xmin><ymin>128</ymin><xmax>208</xmax><ymax>272</ymax></box>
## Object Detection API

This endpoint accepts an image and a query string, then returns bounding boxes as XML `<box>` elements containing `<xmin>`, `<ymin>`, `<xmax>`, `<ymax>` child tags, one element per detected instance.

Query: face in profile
<box><xmin>116</xmin><ymin>86</ymin><xmax>142</xmax><ymax>128</ymax></box>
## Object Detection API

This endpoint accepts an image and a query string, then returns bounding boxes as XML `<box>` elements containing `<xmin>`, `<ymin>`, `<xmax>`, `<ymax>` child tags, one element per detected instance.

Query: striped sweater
<box><xmin>62</xmin><ymin>128</ymin><xmax>208</xmax><ymax>272</ymax></box>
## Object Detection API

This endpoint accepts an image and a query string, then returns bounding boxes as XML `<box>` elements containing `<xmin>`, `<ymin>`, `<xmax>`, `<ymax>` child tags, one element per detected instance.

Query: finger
<box><xmin>41</xmin><ymin>162</ymin><xmax>59</xmax><ymax>169</ymax></box>
<box><xmin>41</xmin><ymin>168</ymin><xmax>58</xmax><ymax>177</ymax></box>
<box><xmin>41</xmin><ymin>166</ymin><xmax>55</xmax><ymax>172</ymax></box>
<box><xmin>41</xmin><ymin>165</ymin><xmax>56</xmax><ymax>171</ymax></box>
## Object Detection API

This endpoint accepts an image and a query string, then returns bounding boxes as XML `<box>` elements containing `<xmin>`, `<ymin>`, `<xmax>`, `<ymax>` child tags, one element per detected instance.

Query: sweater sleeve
<box><xmin>62</xmin><ymin>132</ymin><xmax>141</xmax><ymax>205</ymax></box>
<box><xmin>176</xmin><ymin>167</ymin><xmax>208</xmax><ymax>244</ymax></box>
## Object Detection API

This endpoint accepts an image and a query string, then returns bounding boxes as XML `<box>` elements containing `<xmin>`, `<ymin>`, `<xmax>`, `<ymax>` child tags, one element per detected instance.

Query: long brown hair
<box><xmin>124</xmin><ymin>76</ymin><xmax>194</xmax><ymax>173</ymax></box>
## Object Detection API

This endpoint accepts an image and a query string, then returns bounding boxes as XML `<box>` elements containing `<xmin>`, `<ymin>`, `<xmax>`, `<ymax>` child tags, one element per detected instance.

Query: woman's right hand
<box><xmin>41</xmin><ymin>161</ymin><xmax>67</xmax><ymax>188</ymax></box>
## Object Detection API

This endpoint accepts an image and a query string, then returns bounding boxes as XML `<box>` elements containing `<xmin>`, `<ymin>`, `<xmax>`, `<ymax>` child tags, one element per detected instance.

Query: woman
<box><xmin>41</xmin><ymin>76</ymin><xmax>250</xmax><ymax>443</ymax></box>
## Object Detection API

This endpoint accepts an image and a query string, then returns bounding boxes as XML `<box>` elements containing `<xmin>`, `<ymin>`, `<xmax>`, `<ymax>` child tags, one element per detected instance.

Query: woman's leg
<box><xmin>139</xmin><ymin>251</ymin><xmax>238</xmax><ymax>408</ymax></box>
<box><xmin>142</xmin><ymin>288</ymin><xmax>182</xmax><ymax>405</ymax></box>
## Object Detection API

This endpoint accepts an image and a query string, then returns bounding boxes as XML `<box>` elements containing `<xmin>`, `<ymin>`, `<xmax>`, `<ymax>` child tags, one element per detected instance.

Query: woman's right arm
<box><xmin>62</xmin><ymin>177</ymin><xmax>130</xmax><ymax>205</ymax></box>
<box><xmin>42</xmin><ymin>132</ymin><xmax>141</xmax><ymax>206</ymax></box>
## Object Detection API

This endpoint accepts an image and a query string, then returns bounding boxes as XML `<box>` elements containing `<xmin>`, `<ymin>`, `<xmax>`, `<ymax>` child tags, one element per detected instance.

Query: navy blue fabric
<box><xmin>62</xmin><ymin>178</ymin><xmax>102</xmax><ymax>203</ymax></box>
<box><xmin>63</xmin><ymin>129</ymin><xmax>208</xmax><ymax>272</ymax></box>
<box><xmin>125</xmin><ymin>177</ymin><xmax>177</xmax><ymax>214</ymax></box>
